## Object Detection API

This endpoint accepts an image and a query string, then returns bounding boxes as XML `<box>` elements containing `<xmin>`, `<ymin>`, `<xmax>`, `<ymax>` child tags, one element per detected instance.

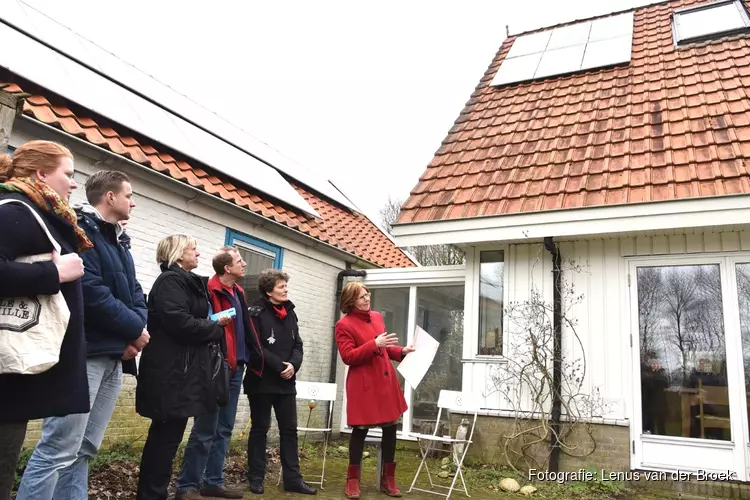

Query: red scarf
<box><xmin>273</xmin><ymin>303</ymin><xmax>287</xmax><ymax>320</ymax></box>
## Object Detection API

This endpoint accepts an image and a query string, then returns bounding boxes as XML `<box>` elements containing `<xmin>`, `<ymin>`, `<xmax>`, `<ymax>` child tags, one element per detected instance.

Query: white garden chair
<box><xmin>276</xmin><ymin>380</ymin><xmax>337</xmax><ymax>489</ymax></box>
<box><xmin>408</xmin><ymin>390</ymin><xmax>479</xmax><ymax>499</ymax></box>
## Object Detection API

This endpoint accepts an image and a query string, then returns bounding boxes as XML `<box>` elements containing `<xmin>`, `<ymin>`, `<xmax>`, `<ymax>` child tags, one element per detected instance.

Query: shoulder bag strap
<box><xmin>0</xmin><ymin>199</ymin><xmax>61</xmax><ymax>254</ymax></box>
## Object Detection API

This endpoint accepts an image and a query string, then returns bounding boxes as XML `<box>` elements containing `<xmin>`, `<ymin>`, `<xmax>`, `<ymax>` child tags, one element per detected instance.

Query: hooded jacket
<box><xmin>74</xmin><ymin>202</ymin><xmax>147</xmax><ymax>365</ymax></box>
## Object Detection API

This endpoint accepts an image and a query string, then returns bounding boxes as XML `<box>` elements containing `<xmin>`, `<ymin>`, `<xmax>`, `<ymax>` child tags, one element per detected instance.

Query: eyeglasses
<box><xmin>357</xmin><ymin>292</ymin><xmax>371</xmax><ymax>301</ymax></box>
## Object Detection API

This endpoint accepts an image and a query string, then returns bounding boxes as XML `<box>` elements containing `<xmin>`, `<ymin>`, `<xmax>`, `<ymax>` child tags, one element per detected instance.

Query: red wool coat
<box><xmin>335</xmin><ymin>309</ymin><xmax>408</xmax><ymax>427</ymax></box>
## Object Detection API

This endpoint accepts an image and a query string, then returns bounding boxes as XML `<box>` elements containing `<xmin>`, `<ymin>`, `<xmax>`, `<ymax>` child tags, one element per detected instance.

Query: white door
<box><xmin>339</xmin><ymin>266</ymin><xmax>466</xmax><ymax>439</ymax></box>
<box><xmin>629</xmin><ymin>254</ymin><xmax>750</xmax><ymax>480</ymax></box>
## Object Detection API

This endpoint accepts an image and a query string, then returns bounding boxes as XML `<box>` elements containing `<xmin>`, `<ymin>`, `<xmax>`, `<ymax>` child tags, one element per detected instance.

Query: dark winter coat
<box><xmin>0</xmin><ymin>192</ymin><xmax>89</xmax><ymax>422</ymax></box>
<box><xmin>135</xmin><ymin>263</ymin><xmax>224</xmax><ymax>420</ymax></box>
<box><xmin>76</xmin><ymin>208</ymin><xmax>147</xmax><ymax>364</ymax></box>
<box><xmin>243</xmin><ymin>298</ymin><xmax>303</xmax><ymax>395</ymax></box>
<box><xmin>335</xmin><ymin>309</ymin><xmax>407</xmax><ymax>427</ymax></box>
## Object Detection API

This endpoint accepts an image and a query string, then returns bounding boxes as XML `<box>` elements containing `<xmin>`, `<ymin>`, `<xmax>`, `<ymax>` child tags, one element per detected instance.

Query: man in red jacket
<box><xmin>173</xmin><ymin>246</ymin><xmax>251</xmax><ymax>500</ymax></box>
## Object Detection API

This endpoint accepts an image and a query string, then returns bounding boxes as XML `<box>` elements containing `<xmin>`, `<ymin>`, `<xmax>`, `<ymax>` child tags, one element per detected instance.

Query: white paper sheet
<box><xmin>397</xmin><ymin>325</ymin><xmax>440</xmax><ymax>390</ymax></box>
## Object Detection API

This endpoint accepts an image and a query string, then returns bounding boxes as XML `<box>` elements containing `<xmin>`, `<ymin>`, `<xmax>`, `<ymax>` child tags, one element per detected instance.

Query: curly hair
<box><xmin>258</xmin><ymin>268</ymin><xmax>290</xmax><ymax>297</ymax></box>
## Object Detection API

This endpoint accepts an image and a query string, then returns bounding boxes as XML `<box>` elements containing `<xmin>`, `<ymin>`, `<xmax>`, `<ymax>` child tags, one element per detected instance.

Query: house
<box><xmin>0</xmin><ymin>1</ymin><xmax>415</xmax><ymax>449</ymax></box>
<box><xmin>381</xmin><ymin>0</ymin><xmax>750</xmax><ymax>480</ymax></box>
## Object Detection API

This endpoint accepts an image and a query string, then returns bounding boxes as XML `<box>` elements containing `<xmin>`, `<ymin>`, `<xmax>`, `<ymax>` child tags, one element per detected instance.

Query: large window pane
<box><xmin>637</xmin><ymin>265</ymin><xmax>730</xmax><ymax>441</ymax></box>
<box><xmin>736</xmin><ymin>263</ymin><xmax>750</xmax><ymax>436</ymax></box>
<box><xmin>370</xmin><ymin>287</ymin><xmax>410</xmax><ymax>431</ymax></box>
<box><xmin>235</xmin><ymin>245</ymin><xmax>275</xmax><ymax>304</ymax></box>
<box><xmin>413</xmin><ymin>286</ymin><xmax>464</xmax><ymax>434</ymax></box>
<box><xmin>479</xmin><ymin>250</ymin><xmax>504</xmax><ymax>355</ymax></box>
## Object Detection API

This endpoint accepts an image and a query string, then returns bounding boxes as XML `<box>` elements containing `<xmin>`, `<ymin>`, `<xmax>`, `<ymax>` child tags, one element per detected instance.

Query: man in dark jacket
<box><xmin>17</xmin><ymin>170</ymin><xmax>149</xmax><ymax>500</ymax></box>
<box><xmin>245</xmin><ymin>269</ymin><xmax>316</xmax><ymax>496</ymax></box>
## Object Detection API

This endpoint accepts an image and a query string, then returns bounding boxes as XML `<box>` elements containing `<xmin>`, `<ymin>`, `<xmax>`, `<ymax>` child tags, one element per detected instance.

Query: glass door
<box><xmin>630</xmin><ymin>256</ymin><xmax>750</xmax><ymax>480</ymax></box>
<box><xmin>731</xmin><ymin>259</ymin><xmax>750</xmax><ymax>479</ymax></box>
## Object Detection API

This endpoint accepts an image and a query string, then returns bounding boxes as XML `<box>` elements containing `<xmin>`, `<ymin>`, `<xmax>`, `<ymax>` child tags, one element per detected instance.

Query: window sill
<box><xmin>447</xmin><ymin>408</ymin><xmax>631</xmax><ymax>426</ymax></box>
<box><xmin>461</xmin><ymin>357</ymin><xmax>508</xmax><ymax>364</ymax></box>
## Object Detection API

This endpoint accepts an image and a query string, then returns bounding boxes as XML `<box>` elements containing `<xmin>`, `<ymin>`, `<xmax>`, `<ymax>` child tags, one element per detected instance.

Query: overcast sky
<box><xmin>20</xmin><ymin>0</ymin><xmax>653</xmax><ymax>226</ymax></box>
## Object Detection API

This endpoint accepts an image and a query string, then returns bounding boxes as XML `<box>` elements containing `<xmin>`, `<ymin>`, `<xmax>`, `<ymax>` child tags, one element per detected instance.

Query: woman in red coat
<box><xmin>335</xmin><ymin>281</ymin><xmax>414</xmax><ymax>499</ymax></box>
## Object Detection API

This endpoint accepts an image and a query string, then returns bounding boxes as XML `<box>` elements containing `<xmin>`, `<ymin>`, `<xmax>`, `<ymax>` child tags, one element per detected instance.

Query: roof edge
<box><xmin>392</xmin><ymin>194</ymin><xmax>750</xmax><ymax>246</ymax></box>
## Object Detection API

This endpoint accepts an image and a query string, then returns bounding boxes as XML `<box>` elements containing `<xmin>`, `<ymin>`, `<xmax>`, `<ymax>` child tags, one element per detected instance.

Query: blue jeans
<box><xmin>16</xmin><ymin>356</ymin><xmax>122</xmax><ymax>500</ymax></box>
<box><xmin>176</xmin><ymin>364</ymin><xmax>244</xmax><ymax>492</ymax></box>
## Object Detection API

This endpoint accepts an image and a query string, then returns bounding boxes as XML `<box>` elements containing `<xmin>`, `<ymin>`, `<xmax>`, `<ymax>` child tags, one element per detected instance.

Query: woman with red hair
<box><xmin>0</xmin><ymin>140</ymin><xmax>87</xmax><ymax>500</ymax></box>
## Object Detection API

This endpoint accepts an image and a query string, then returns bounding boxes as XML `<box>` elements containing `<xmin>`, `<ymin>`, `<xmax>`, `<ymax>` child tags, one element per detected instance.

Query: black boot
<box><xmin>249</xmin><ymin>479</ymin><xmax>264</xmax><ymax>495</ymax></box>
<box><xmin>284</xmin><ymin>480</ymin><xmax>317</xmax><ymax>495</ymax></box>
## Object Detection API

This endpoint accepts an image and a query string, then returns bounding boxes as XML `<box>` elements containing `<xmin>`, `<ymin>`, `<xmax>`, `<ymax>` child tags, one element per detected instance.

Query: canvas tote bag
<box><xmin>0</xmin><ymin>199</ymin><xmax>71</xmax><ymax>375</ymax></box>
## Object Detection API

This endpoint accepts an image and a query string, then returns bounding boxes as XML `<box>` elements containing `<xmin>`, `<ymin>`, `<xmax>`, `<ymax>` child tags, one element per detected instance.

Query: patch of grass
<box><xmin>89</xmin><ymin>442</ymin><xmax>140</xmax><ymax>473</ymax></box>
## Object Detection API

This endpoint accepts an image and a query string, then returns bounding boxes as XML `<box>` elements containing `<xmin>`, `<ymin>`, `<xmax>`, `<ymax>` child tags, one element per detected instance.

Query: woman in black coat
<box><xmin>135</xmin><ymin>234</ymin><xmax>229</xmax><ymax>500</ymax></box>
<box><xmin>244</xmin><ymin>269</ymin><xmax>316</xmax><ymax>496</ymax></box>
<box><xmin>0</xmin><ymin>141</ymin><xmax>88</xmax><ymax>500</ymax></box>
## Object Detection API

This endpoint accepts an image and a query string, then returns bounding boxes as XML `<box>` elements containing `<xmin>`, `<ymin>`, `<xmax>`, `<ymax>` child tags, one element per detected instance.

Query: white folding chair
<box><xmin>408</xmin><ymin>390</ymin><xmax>479</xmax><ymax>499</ymax></box>
<box><xmin>276</xmin><ymin>380</ymin><xmax>337</xmax><ymax>489</ymax></box>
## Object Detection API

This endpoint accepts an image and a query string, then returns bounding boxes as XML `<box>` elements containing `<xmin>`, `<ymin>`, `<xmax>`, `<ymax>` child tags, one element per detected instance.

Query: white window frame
<box><xmin>626</xmin><ymin>252</ymin><xmax>750</xmax><ymax>480</ymax></box>
<box><xmin>672</xmin><ymin>0</ymin><xmax>750</xmax><ymax>46</ymax></box>
<box><xmin>466</xmin><ymin>244</ymin><xmax>509</xmax><ymax>362</ymax></box>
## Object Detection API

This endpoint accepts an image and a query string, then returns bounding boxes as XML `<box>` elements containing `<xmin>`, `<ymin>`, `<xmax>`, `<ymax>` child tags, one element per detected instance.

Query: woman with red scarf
<box><xmin>335</xmin><ymin>281</ymin><xmax>415</xmax><ymax>499</ymax></box>
<box><xmin>244</xmin><ymin>269</ymin><xmax>316</xmax><ymax>496</ymax></box>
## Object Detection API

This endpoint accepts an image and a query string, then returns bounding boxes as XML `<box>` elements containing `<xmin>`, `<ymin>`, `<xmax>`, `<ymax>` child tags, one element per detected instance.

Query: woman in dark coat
<box><xmin>0</xmin><ymin>140</ymin><xmax>89</xmax><ymax>500</ymax></box>
<box><xmin>135</xmin><ymin>234</ymin><xmax>229</xmax><ymax>500</ymax></box>
<box><xmin>335</xmin><ymin>281</ymin><xmax>414</xmax><ymax>499</ymax></box>
<box><xmin>244</xmin><ymin>269</ymin><xmax>316</xmax><ymax>496</ymax></box>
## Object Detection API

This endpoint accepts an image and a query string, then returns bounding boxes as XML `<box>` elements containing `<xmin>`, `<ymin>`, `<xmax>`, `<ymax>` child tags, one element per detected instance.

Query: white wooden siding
<box><xmin>463</xmin><ymin>230</ymin><xmax>750</xmax><ymax>423</ymax></box>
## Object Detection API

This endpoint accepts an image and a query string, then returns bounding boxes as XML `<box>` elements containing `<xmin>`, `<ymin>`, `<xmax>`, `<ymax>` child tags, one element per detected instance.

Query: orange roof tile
<box><xmin>0</xmin><ymin>82</ymin><xmax>414</xmax><ymax>268</ymax></box>
<box><xmin>400</xmin><ymin>0</ymin><xmax>750</xmax><ymax>223</ymax></box>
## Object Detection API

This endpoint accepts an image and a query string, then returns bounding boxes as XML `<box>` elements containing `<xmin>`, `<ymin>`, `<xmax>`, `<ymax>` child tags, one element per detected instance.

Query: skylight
<box><xmin>673</xmin><ymin>0</ymin><xmax>750</xmax><ymax>45</ymax></box>
<box><xmin>490</xmin><ymin>12</ymin><xmax>634</xmax><ymax>87</ymax></box>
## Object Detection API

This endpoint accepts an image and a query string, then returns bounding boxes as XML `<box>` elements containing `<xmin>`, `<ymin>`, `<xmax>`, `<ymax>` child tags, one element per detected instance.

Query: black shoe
<box><xmin>284</xmin><ymin>481</ymin><xmax>317</xmax><ymax>495</ymax></box>
<box><xmin>249</xmin><ymin>479</ymin><xmax>264</xmax><ymax>495</ymax></box>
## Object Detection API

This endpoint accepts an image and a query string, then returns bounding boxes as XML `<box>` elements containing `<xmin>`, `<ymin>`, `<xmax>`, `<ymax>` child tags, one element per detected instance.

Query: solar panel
<box><xmin>589</xmin><ymin>12</ymin><xmax>635</xmax><ymax>42</ymax></box>
<box><xmin>490</xmin><ymin>52</ymin><xmax>543</xmax><ymax>86</ymax></box>
<box><xmin>581</xmin><ymin>35</ymin><xmax>632</xmax><ymax>71</ymax></box>
<box><xmin>506</xmin><ymin>31</ymin><xmax>550</xmax><ymax>58</ymax></box>
<box><xmin>14</xmin><ymin>0</ymin><xmax>358</xmax><ymax>212</ymax></box>
<box><xmin>1</xmin><ymin>1</ymin><xmax>320</xmax><ymax>217</ymax></box>
<box><xmin>492</xmin><ymin>11</ymin><xmax>634</xmax><ymax>87</ymax></box>
<box><xmin>534</xmin><ymin>44</ymin><xmax>586</xmax><ymax>79</ymax></box>
<box><xmin>546</xmin><ymin>22</ymin><xmax>592</xmax><ymax>50</ymax></box>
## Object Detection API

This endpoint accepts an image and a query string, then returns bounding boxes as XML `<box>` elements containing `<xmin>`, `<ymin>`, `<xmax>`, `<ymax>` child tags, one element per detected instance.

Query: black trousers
<box><xmin>247</xmin><ymin>393</ymin><xmax>302</xmax><ymax>486</ymax></box>
<box><xmin>137</xmin><ymin>418</ymin><xmax>189</xmax><ymax>500</ymax></box>
<box><xmin>0</xmin><ymin>421</ymin><xmax>27</xmax><ymax>500</ymax></box>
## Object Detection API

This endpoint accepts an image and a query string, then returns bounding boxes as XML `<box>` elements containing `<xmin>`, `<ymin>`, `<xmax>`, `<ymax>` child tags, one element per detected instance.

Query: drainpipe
<box><xmin>543</xmin><ymin>236</ymin><xmax>563</xmax><ymax>473</ymax></box>
<box><xmin>328</xmin><ymin>269</ymin><xmax>367</xmax><ymax>383</ymax></box>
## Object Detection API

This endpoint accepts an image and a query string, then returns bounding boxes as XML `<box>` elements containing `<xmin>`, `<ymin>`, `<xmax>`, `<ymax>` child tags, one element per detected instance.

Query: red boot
<box><xmin>345</xmin><ymin>464</ymin><xmax>361</xmax><ymax>499</ymax></box>
<box><xmin>380</xmin><ymin>462</ymin><xmax>402</xmax><ymax>497</ymax></box>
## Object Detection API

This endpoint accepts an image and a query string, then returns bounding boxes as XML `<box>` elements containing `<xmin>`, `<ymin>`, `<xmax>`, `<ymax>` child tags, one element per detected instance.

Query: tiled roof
<box><xmin>0</xmin><ymin>82</ymin><xmax>415</xmax><ymax>268</ymax></box>
<box><xmin>399</xmin><ymin>0</ymin><xmax>750</xmax><ymax>224</ymax></box>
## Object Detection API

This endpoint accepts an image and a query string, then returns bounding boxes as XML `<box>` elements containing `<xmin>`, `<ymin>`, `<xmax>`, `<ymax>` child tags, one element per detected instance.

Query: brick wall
<box><xmin>449</xmin><ymin>413</ymin><xmax>630</xmax><ymax>472</ymax></box>
<box><xmin>16</xmin><ymin>130</ymin><xmax>350</xmax><ymax>450</ymax></box>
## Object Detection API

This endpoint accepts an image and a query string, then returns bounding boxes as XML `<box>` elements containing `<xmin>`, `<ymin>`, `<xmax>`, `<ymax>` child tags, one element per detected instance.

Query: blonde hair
<box><xmin>340</xmin><ymin>281</ymin><xmax>369</xmax><ymax>314</ymax></box>
<box><xmin>156</xmin><ymin>234</ymin><xmax>197</xmax><ymax>267</ymax></box>
<box><xmin>0</xmin><ymin>140</ymin><xmax>74</xmax><ymax>182</ymax></box>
